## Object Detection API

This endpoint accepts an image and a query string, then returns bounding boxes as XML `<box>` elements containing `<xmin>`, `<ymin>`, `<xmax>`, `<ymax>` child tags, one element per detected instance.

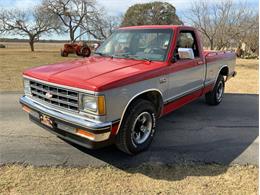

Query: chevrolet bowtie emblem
<box><xmin>45</xmin><ymin>92</ymin><xmax>53</xmax><ymax>99</ymax></box>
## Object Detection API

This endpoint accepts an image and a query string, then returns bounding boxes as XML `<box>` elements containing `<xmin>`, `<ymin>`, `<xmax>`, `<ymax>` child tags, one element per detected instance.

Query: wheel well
<box><xmin>125</xmin><ymin>91</ymin><xmax>163</xmax><ymax>118</ymax></box>
<box><xmin>220</xmin><ymin>66</ymin><xmax>229</xmax><ymax>76</ymax></box>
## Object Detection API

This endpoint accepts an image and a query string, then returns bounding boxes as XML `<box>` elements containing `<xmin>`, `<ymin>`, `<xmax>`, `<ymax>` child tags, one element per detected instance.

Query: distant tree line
<box><xmin>186</xmin><ymin>0</ymin><xmax>258</xmax><ymax>57</ymax></box>
<box><xmin>0</xmin><ymin>0</ymin><xmax>121</xmax><ymax>51</ymax></box>
<box><xmin>0</xmin><ymin>0</ymin><xmax>258</xmax><ymax>56</ymax></box>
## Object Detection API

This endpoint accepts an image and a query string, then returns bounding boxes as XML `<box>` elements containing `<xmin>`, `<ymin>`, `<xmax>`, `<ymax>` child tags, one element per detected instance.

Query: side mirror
<box><xmin>178</xmin><ymin>48</ymin><xmax>195</xmax><ymax>60</ymax></box>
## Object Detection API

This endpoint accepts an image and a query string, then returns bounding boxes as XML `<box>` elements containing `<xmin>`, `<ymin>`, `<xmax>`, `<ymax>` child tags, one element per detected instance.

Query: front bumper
<box><xmin>20</xmin><ymin>95</ymin><xmax>116</xmax><ymax>149</ymax></box>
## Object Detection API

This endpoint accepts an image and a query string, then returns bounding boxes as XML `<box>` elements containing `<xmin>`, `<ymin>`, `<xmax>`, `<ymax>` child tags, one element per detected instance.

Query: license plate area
<box><xmin>40</xmin><ymin>114</ymin><xmax>53</xmax><ymax>128</ymax></box>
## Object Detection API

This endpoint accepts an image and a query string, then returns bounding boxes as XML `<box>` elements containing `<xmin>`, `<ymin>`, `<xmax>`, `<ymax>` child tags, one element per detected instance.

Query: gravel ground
<box><xmin>0</xmin><ymin>164</ymin><xmax>258</xmax><ymax>195</ymax></box>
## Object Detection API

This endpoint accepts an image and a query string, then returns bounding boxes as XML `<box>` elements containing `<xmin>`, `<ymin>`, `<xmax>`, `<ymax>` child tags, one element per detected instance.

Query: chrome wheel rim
<box><xmin>131</xmin><ymin>112</ymin><xmax>153</xmax><ymax>145</ymax></box>
<box><xmin>216</xmin><ymin>81</ymin><xmax>224</xmax><ymax>101</ymax></box>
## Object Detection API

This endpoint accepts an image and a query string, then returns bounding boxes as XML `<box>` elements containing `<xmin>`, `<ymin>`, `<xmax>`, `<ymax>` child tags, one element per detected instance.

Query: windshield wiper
<box><xmin>94</xmin><ymin>52</ymin><xmax>114</xmax><ymax>58</ymax></box>
<box><xmin>135</xmin><ymin>56</ymin><xmax>152</xmax><ymax>62</ymax></box>
<box><xmin>115</xmin><ymin>53</ymin><xmax>133</xmax><ymax>59</ymax></box>
<box><xmin>94</xmin><ymin>52</ymin><xmax>105</xmax><ymax>56</ymax></box>
<box><xmin>114</xmin><ymin>54</ymin><xmax>151</xmax><ymax>62</ymax></box>
<box><xmin>120</xmin><ymin>54</ymin><xmax>152</xmax><ymax>62</ymax></box>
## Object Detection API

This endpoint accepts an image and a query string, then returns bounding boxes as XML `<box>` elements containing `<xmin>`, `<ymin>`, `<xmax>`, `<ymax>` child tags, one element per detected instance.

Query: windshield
<box><xmin>96</xmin><ymin>28</ymin><xmax>173</xmax><ymax>61</ymax></box>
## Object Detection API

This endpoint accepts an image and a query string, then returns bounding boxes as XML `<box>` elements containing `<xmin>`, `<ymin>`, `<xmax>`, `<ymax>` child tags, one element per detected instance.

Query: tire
<box><xmin>80</xmin><ymin>47</ymin><xmax>91</xmax><ymax>57</ymax></box>
<box><xmin>116</xmin><ymin>99</ymin><xmax>157</xmax><ymax>155</ymax></box>
<box><xmin>61</xmin><ymin>50</ymin><xmax>68</xmax><ymax>57</ymax></box>
<box><xmin>205</xmin><ymin>74</ymin><xmax>225</xmax><ymax>105</ymax></box>
<box><xmin>76</xmin><ymin>50</ymin><xmax>81</xmax><ymax>56</ymax></box>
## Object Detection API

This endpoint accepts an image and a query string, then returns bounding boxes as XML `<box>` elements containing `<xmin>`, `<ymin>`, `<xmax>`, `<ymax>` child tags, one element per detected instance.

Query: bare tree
<box><xmin>83</xmin><ymin>10</ymin><xmax>121</xmax><ymax>40</ymax></box>
<box><xmin>43</xmin><ymin>0</ymin><xmax>96</xmax><ymax>42</ymax></box>
<box><xmin>239</xmin><ymin>13</ymin><xmax>259</xmax><ymax>55</ymax></box>
<box><xmin>0</xmin><ymin>7</ymin><xmax>61</xmax><ymax>51</ymax></box>
<box><xmin>186</xmin><ymin>0</ymin><xmax>257</xmax><ymax>51</ymax></box>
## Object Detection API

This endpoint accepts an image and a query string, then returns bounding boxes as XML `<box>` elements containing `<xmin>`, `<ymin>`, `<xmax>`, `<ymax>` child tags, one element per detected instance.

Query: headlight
<box><xmin>80</xmin><ymin>94</ymin><xmax>106</xmax><ymax>115</ymax></box>
<box><xmin>23</xmin><ymin>79</ymin><xmax>31</xmax><ymax>96</ymax></box>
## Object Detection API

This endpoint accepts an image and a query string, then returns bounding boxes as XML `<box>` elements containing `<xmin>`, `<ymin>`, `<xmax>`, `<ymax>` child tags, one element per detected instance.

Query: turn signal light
<box><xmin>22</xmin><ymin>106</ymin><xmax>31</xmax><ymax>113</ymax></box>
<box><xmin>76</xmin><ymin>129</ymin><xmax>95</xmax><ymax>140</ymax></box>
<box><xmin>97</xmin><ymin>96</ymin><xmax>106</xmax><ymax>115</ymax></box>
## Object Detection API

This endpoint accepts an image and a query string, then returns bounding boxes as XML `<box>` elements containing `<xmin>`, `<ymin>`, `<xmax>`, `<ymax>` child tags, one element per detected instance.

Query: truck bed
<box><xmin>203</xmin><ymin>50</ymin><xmax>236</xmax><ymax>84</ymax></box>
<box><xmin>203</xmin><ymin>50</ymin><xmax>236</xmax><ymax>62</ymax></box>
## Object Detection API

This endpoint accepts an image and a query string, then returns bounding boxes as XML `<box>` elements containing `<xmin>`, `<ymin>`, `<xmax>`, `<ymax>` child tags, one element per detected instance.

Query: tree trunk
<box><xmin>70</xmin><ymin>29</ymin><xmax>75</xmax><ymax>43</ymax></box>
<box><xmin>29</xmin><ymin>40</ymin><xmax>35</xmax><ymax>52</ymax></box>
<box><xmin>210</xmin><ymin>39</ymin><xmax>214</xmax><ymax>50</ymax></box>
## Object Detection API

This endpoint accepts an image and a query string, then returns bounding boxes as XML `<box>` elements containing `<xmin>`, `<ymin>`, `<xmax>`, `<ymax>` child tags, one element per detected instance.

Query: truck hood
<box><xmin>24</xmin><ymin>56</ymin><xmax>166</xmax><ymax>91</ymax></box>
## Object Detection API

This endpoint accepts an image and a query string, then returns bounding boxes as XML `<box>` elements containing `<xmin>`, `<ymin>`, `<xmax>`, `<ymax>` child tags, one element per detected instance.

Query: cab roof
<box><xmin>119</xmin><ymin>25</ymin><xmax>192</xmax><ymax>30</ymax></box>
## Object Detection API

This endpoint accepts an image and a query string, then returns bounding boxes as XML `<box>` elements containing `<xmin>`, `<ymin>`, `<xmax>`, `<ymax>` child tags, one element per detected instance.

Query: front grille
<box><xmin>30</xmin><ymin>80</ymin><xmax>79</xmax><ymax>112</ymax></box>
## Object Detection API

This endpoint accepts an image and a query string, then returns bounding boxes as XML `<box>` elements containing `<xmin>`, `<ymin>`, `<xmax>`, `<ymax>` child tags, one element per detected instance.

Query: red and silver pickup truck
<box><xmin>20</xmin><ymin>25</ymin><xmax>236</xmax><ymax>154</ymax></box>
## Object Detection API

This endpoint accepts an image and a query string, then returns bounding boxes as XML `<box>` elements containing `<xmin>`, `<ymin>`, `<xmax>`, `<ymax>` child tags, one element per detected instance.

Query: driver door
<box><xmin>165</xmin><ymin>30</ymin><xmax>205</xmax><ymax>102</ymax></box>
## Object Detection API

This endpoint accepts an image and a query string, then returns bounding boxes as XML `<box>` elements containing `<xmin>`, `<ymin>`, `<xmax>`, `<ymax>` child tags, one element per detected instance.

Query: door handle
<box><xmin>159</xmin><ymin>78</ymin><xmax>167</xmax><ymax>84</ymax></box>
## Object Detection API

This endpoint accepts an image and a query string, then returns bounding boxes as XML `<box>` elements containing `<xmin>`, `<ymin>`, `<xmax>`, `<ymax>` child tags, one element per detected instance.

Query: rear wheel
<box><xmin>61</xmin><ymin>50</ymin><xmax>68</xmax><ymax>57</ymax></box>
<box><xmin>116</xmin><ymin>99</ymin><xmax>156</xmax><ymax>155</ymax></box>
<box><xmin>81</xmin><ymin>47</ymin><xmax>91</xmax><ymax>57</ymax></box>
<box><xmin>205</xmin><ymin>75</ymin><xmax>225</xmax><ymax>105</ymax></box>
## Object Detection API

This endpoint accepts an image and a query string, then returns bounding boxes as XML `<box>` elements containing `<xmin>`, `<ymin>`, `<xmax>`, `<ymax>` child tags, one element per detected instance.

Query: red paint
<box><xmin>162</xmin><ymin>83</ymin><xmax>214</xmax><ymax>116</ymax></box>
<box><xmin>204</xmin><ymin>51</ymin><xmax>235</xmax><ymax>63</ymax></box>
<box><xmin>162</xmin><ymin>89</ymin><xmax>202</xmax><ymax>115</ymax></box>
<box><xmin>202</xmin><ymin>83</ymin><xmax>214</xmax><ymax>94</ymax></box>
<box><xmin>168</xmin><ymin>58</ymin><xmax>201</xmax><ymax>73</ymax></box>
<box><xmin>119</xmin><ymin>25</ymin><xmax>181</xmax><ymax>30</ymax></box>
<box><xmin>111</xmin><ymin>122</ymin><xmax>119</xmax><ymax>136</ymax></box>
<box><xmin>24</xmin><ymin>57</ymin><xmax>168</xmax><ymax>91</ymax></box>
<box><xmin>23</xmin><ymin>25</ymin><xmax>235</xmax><ymax>92</ymax></box>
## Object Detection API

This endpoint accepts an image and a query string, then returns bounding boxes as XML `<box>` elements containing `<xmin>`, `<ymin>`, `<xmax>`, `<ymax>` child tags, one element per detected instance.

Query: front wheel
<box><xmin>116</xmin><ymin>99</ymin><xmax>156</xmax><ymax>155</ymax></box>
<box><xmin>80</xmin><ymin>47</ymin><xmax>91</xmax><ymax>57</ymax></box>
<box><xmin>205</xmin><ymin>75</ymin><xmax>225</xmax><ymax>105</ymax></box>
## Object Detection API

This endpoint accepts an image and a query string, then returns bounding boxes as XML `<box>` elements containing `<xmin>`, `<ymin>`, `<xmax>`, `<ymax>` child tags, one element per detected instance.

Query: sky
<box><xmin>0</xmin><ymin>0</ymin><xmax>259</xmax><ymax>40</ymax></box>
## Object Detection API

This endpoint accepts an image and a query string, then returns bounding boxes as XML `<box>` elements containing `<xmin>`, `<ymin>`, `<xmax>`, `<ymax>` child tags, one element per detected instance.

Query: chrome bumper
<box><xmin>20</xmin><ymin>95</ymin><xmax>111</xmax><ymax>130</ymax></box>
<box><xmin>20</xmin><ymin>95</ymin><xmax>114</xmax><ymax>145</ymax></box>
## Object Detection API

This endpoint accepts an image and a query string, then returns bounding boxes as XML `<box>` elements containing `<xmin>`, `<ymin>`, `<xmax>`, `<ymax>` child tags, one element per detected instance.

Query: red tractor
<box><xmin>61</xmin><ymin>42</ymin><xmax>91</xmax><ymax>57</ymax></box>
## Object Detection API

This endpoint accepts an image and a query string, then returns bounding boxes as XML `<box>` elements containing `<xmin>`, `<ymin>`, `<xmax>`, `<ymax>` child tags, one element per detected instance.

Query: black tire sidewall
<box><xmin>120</xmin><ymin>100</ymin><xmax>156</xmax><ymax>154</ymax></box>
<box><xmin>62</xmin><ymin>51</ymin><xmax>68</xmax><ymax>57</ymax></box>
<box><xmin>214</xmin><ymin>75</ymin><xmax>225</xmax><ymax>104</ymax></box>
<box><xmin>205</xmin><ymin>74</ymin><xmax>225</xmax><ymax>105</ymax></box>
<box><xmin>81</xmin><ymin>47</ymin><xmax>91</xmax><ymax>57</ymax></box>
